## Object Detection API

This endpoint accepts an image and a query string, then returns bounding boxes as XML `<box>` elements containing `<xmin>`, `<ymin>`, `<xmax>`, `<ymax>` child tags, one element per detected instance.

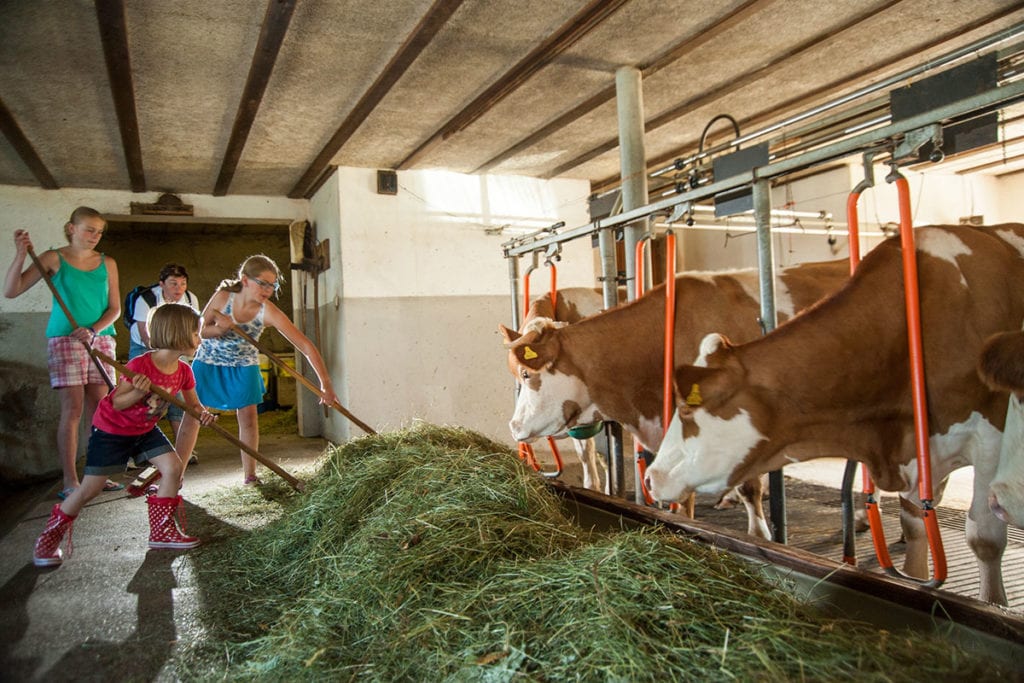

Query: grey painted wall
<box><xmin>1</xmin><ymin>313</ymin><xmax>62</xmax><ymax>481</ymax></box>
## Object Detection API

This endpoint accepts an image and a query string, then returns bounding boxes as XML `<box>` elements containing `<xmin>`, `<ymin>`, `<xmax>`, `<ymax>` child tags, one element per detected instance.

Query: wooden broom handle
<box><xmin>91</xmin><ymin>350</ymin><xmax>304</xmax><ymax>492</ymax></box>
<box><xmin>228</xmin><ymin>323</ymin><xmax>376</xmax><ymax>435</ymax></box>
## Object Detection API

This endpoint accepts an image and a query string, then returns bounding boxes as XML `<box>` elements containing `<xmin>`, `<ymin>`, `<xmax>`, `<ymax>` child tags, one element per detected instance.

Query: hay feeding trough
<box><xmin>184</xmin><ymin>424</ymin><xmax>1007</xmax><ymax>681</ymax></box>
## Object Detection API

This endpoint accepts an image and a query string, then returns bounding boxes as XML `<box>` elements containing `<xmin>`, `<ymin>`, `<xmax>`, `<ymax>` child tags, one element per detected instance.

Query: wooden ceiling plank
<box><xmin>214</xmin><ymin>0</ymin><xmax>298</xmax><ymax>196</ymax></box>
<box><xmin>397</xmin><ymin>0</ymin><xmax>630</xmax><ymax>170</ymax></box>
<box><xmin>95</xmin><ymin>0</ymin><xmax>145</xmax><ymax>192</ymax></box>
<box><xmin>547</xmin><ymin>0</ymin><xmax>903</xmax><ymax>180</ymax></box>
<box><xmin>288</xmin><ymin>0</ymin><xmax>465</xmax><ymax>199</ymax></box>
<box><xmin>303</xmin><ymin>165</ymin><xmax>338</xmax><ymax>200</ymax></box>
<box><xmin>589</xmin><ymin>2</ymin><xmax>1023</xmax><ymax>196</ymax></box>
<box><xmin>0</xmin><ymin>97</ymin><xmax>59</xmax><ymax>189</ymax></box>
<box><xmin>474</xmin><ymin>0</ymin><xmax>776</xmax><ymax>174</ymax></box>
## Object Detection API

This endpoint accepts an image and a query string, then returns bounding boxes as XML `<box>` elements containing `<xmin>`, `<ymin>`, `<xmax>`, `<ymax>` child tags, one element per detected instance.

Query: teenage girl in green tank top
<box><xmin>4</xmin><ymin>207</ymin><xmax>122</xmax><ymax>498</ymax></box>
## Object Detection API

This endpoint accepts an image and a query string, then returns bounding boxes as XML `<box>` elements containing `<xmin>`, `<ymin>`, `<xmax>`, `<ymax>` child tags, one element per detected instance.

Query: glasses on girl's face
<box><xmin>251</xmin><ymin>276</ymin><xmax>280</xmax><ymax>293</ymax></box>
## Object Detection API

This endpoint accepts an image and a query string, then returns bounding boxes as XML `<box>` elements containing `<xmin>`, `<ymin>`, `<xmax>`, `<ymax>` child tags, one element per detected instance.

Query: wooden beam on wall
<box><xmin>0</xmin><ymin>97</ymin><xmax>58</xmax><ymax>189</ymax></box>
<box><xmin>289</xmin><ymin>0</ymin><xmax>464</xmax><ymax>199</ymax></box>
<box><xmin>214</xmin><ymin>0</ymin><xmax>297</xmax><ymax>196</ymax></box>
<box><xmin>95</xmin><ymin>0</ymin><xmax>145</xmax><ymax>192</ymax></box>
<box><xmin>397</xmin><ymin>0</ymin><xmax>629</xmax><ymax>171</ymax></box>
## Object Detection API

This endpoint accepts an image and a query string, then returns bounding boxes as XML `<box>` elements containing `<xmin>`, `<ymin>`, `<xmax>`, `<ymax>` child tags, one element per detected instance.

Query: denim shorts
<box><xmin>83</xmin><ymin>426</ymin><xmax>174</xmax><ymax>477</ymax></box>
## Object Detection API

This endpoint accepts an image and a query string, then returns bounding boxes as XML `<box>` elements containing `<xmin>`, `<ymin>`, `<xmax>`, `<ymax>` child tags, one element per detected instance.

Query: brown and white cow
<box><xmin>519</xmin><ymin>287</ymin><xmax>617</xmax><ymax>491</ymax></box>
<box><xmin>648</xmin><ymin>224</ymin><xmax>1024</xmax><ymax>604</ymax></box>
<box><xmin>500</xmin><ymin>258</ymin><xmax>850</xmax><ymax>539</ymax></box>
<box><xmin>978</xmin><ymin>329</ymin><xmax>1024</xmax><ymax>528</ymax></box>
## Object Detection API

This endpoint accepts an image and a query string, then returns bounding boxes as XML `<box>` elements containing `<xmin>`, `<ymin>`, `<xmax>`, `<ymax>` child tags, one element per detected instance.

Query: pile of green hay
<box><xmin>182</xmin><ymin>424</ymin><xmax>1003</xmax><ymax>681</ymax></box>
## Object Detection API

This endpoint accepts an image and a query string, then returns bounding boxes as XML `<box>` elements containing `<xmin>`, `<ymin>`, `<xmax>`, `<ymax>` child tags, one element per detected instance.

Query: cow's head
<box><xmin>498</xmin><ymin>318</ymin><xmax>600</xmax><ymax>442</ymax></box>
<box><xmin>979</xmin><ymin>331</ymin><xmax>1024</xmax><ymax>528</ymax></box>
<box><xmin>644</xmin><ymin>333</ymin><xmax>767</xmax><ymax>502</ymax></box>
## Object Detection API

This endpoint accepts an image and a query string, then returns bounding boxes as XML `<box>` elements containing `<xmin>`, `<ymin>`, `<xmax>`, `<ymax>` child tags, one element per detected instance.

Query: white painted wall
<box><xmin>0</xmin><ymin>186</ymin><xmax>307</xmax><ymax>315</ymax></box>
<box><xmin>678</xmin><ymin>162</ymin><xmax>1018</xmax><ymax>273</ymax></box>
<box><xmin>309</xmin><ymin>167</ymin><xmax>593</xmax><ymax>446</ymax></box>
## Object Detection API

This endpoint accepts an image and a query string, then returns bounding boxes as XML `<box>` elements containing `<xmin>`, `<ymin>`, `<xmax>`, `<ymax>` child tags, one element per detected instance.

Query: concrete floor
<box><xmin>0</xmin><ymin>424</ymin><xmax>327</xmax><ymax>682</ymax></box>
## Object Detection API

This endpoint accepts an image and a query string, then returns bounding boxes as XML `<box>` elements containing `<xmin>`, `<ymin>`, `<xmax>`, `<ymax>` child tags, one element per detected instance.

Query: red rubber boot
<box><xmin>147</xmin><ymin>495</ymin><xmax>200</xmax><ymax>549</ymax></box>
<box><xmin>34</xmin><ymin>503</ymin><xmax>76</xmax><ymax>567</ymax></box>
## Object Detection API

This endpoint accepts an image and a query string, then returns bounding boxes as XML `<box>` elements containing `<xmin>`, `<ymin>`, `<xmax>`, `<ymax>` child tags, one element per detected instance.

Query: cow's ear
<box><xmin>513</xmin><ymin>333</ymin><xmax>559</xmax><ymax>371</ymax></box>
<box><xmin>673</xmin><ymin>364</ymin><xmax>738</xmax><ymax>415</ymax></box>
<box><xmin>498</xmin><ymin>324</ymin><xmax>520</xmax><ymax>345</ymax></box>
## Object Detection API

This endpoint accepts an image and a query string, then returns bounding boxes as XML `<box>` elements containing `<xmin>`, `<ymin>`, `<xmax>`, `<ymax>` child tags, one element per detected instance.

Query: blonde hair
<box><xmin>64</xmin><ymin>206</ymin><xmax>105</xmax><ymax>243</ymax></box>
<box><xmin>148</xmin><ymin>303</ymin><xmax>200</xmax><ymax>351</ymax></box>
<box><xmin>217</xmin><ymin>253</ymin><xmax>285</xmax><ymax>295</ymax></box>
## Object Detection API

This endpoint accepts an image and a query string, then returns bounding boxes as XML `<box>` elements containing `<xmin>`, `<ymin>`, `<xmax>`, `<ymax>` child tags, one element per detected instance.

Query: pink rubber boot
<box><xmin>34</xmin><ymin>503</ymin><xmax>76</xmax><ymax>567</ymax></box>
<box><xmin>147</xmin><ymin>495</ymin><xmax>200</xmax><ymax>549</ymax></box>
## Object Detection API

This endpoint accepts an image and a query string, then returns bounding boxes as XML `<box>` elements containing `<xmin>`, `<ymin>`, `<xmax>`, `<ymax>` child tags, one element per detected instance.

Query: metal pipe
<box><xmin>661</xmin><ymin>230</ymin><xmax>676</xmax><ymax>432</ymax></box>
<box><xmin>841</xmin><ymin>152</ymin><xmax>874</xmax><ymax>567</ymax></box>
<box><xmin>598</xmin><ymin>227</ymin><xmax>619</xmax><ymax>310</ymax></box>
<box><xmin>616</xmin><ymin>66</ymin><xmax>650</xmax><ymax>301</ymax></box>
<box><xmin>650</xmin><ymin>21</ymin><xmax>1024</xmax><ymax>177</ymax></box>
<box><xmin>617</xmin><ymin>65</ymin><xmax>653</xmax><ymax>505</ymax></box>
<box><xmin>887</xmin><ymin>165</ymin><xmax>947</xmax><ymax>587</ymax></box>
<box><xmin>507</xmin><ymin>254</ymin><xmax>522</xmax><ymax>332</ymax></box>
<box><xmin>633</xmin><ymin>235</ymin><xmax>654</xmax><ymax>506</ymax></box>
<box><xmin>753</xmin><ymin>179</ymin><xmax>786</xmax><ymax>543</ymax></box>
<box><xmin>505</xmin><ymin>77</ymin><xmax>1024</xmax><ymax>260</ymax></box>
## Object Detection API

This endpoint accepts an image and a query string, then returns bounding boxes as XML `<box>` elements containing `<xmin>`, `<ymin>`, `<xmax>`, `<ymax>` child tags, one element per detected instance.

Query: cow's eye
<box><xmin>520</xmin><ymin>368</ymin><xmax>529</xmax><ymax>380</ymax></box>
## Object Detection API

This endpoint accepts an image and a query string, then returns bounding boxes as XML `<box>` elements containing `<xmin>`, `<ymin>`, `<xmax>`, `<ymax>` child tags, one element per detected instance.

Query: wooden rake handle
<box><xmin>91</xmin><ymin>350</ymin><xmax>305</xmax><ymax>493</ymax></box>
<box><xmin>26</xmin><ymin>246</ymin><xmax>115</xmax><ymax>391</ymax></box>
<box><xmin>228</xmin><ymin>323</ymin><xmax>377</xmax><ymax>435</ymax></box>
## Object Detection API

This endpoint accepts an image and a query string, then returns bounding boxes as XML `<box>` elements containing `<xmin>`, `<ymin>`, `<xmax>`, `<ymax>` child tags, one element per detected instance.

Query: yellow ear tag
<box><xmin>523</xmin><ymin>345</ymin><xmax>538</xmax><ymax>360</ymax></box>
<box><xmin>685</xmin><ymin>383</ymin><xmax>703</xmax><ymax>406</ymax></box>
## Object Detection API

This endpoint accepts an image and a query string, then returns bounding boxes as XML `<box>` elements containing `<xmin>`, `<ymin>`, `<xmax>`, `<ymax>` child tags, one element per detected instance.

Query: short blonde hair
<box><xmin>148</xmin><ymin>304</ymin><xmax>200</xmax><ymax>351</ymax></box>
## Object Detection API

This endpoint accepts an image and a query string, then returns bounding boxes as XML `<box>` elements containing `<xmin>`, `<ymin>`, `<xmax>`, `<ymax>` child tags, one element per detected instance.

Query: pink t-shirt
<box><xmin>93</xmin><ymin>353</ymin><xmax>196</xmax><ymax>436</ymax></box>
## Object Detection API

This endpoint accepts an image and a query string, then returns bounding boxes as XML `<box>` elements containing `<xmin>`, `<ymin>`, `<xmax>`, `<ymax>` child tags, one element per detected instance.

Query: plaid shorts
<box><xmin>47</xmin><ymin>335</ymin><xmax>117</xmax><ymax>388</ymax></box>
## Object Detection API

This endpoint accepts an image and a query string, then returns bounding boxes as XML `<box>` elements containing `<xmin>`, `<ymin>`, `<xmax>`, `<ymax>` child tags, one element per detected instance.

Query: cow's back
<box><xmin>669</xmin><ymin>260</ymin><xmax>849</xmax><ymax>366</ymax></box>
<box><xmin>524</xmin><ymin>287</ymin><xmax>626</xmax><ymax>325</ymax></box>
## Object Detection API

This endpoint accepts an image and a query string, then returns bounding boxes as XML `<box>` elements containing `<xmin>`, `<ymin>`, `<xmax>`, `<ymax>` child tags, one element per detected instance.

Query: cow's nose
<box><xmin>643</xmin><ymin>474</ymin><xmax>653</xmax><ymax>495</ymax></box>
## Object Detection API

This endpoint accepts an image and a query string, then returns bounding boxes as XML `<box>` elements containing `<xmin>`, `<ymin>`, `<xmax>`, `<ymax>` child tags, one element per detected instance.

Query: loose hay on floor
<box><xmin>182</xmin><ymin>424</ymin><xmax>1006</xmax><ymax>682</ymax></box>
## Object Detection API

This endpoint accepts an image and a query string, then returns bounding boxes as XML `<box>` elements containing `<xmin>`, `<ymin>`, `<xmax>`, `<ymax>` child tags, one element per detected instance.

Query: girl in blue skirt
<box><xmin>190</xmin><ymin>254</ymin><xmax>337</xmax><ymax>485</ymax></box>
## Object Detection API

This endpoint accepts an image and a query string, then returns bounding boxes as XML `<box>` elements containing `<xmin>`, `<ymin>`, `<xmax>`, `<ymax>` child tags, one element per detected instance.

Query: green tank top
<box><xmin>44</xmin><ymin>252</ymin><xmax>116</xmax><ymax>338</ymax></box>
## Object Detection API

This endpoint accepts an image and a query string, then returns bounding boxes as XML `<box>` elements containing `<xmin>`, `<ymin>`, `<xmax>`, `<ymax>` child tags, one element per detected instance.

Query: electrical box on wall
<box><xmin>377</xmin><ymin>170</ymin><xmax>398</xmax><ymax>195</ymax></box>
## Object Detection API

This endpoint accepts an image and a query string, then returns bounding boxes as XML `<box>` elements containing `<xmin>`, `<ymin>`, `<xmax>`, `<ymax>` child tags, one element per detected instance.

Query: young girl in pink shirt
<box><xmin>34</xmin><ymin>304</ymin><xmax>217</xmax><ymax>566</ymax></box>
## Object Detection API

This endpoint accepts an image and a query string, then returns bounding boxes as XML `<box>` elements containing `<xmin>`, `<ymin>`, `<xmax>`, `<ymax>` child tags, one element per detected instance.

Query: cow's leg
<box><xmin>736</xmin><ymin>477</ymin><xmax>772</xmax><ymax>540</ymax></box>
<box><xmin>571</xmin><ymin>438</ymin><xmax>603</xmax><ymax>492</ymax></box>
<box><xmin>898</xmin><ymin>496</ymin><xmax>929</xmax><ymax>579</ymax></box>
<box><xmin>713</xmin><ymin>486</ymin><xmax>741</xmax><ymax>510</ymax></box>
<box><xmin>967</xmin><ymin>463</ymin><xmax>1008</xmax><ymax>605</ymax></box>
